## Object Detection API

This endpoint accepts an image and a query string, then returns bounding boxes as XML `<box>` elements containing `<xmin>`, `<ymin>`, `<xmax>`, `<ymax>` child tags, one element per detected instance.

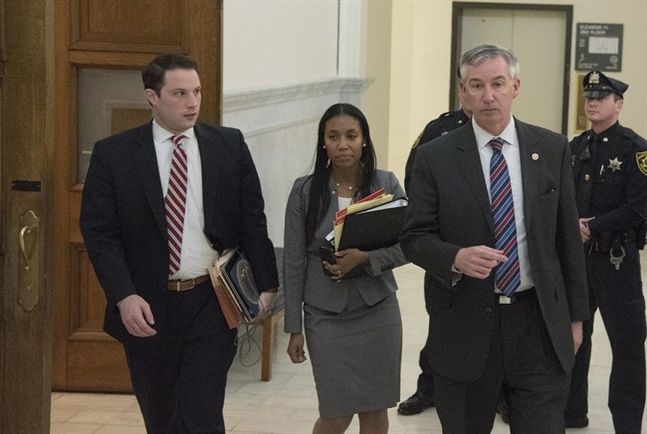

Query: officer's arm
<box><xmin>588</xmin><ymin>147</ymin><xmax>647</xmax><ymax>233</ymax></box>
<box><xmin>404</xmin><ymin>121</ymin><xmax>442</xmax><ymax>194</ymax></box>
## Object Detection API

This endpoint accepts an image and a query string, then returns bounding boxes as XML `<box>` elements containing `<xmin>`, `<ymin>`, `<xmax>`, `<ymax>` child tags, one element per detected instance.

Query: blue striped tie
<box><xmin>489</xmin><ymin>138</ymin><xmax>520</xmax><ymax>297</ymax></box>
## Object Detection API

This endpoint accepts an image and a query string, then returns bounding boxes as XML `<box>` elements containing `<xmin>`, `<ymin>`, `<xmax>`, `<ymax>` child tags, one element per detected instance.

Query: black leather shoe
<box><xmin>497</xmin><ymin>399</ymin><xmax>509</xmax><ymax>424</ymax></box>
<box><xmin>397</xmin><ymin>392</ymin><xmax>435</xmax><ymax>415</ymax></box>
<box><xmin>564</xmin><ymin>415</ymin><xmax>589</xmax><ymax>428</ymax></box>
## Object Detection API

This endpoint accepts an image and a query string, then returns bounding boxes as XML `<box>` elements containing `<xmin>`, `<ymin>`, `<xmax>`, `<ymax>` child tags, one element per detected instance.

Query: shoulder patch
<box><xmin>411</xmin><ymin>131</ymin><xmax>423</xmax><ymax>149</ymax></box>
<box><xmin>636</xmin><ymin>151</ymin><xmax>647</xmax><ymax>176</ymax></box>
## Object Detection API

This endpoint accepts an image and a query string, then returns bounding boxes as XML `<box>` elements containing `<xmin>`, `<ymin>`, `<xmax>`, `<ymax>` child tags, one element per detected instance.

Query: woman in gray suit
<box><xmin>284</xmin><ymin>103</ymin><xmax>408</xmax><ymax>434</ymax></box>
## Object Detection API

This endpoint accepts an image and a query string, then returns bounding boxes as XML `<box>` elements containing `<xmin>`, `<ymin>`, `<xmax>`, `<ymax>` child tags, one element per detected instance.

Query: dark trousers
<box><xmin>566</xmin><ymin>245</ymin><xmax>646</xmax><ymax>433</ymax></box>
<box><xmin>124</xmin><ymin>281</ymin><xmax>237</xmax><ymax>434</ymax></box>
<box><xmin>416</xmin><ymin>348</ymin><xmax>435</xmax><ymax>396</ymax></box>
<box><xmin>416</xmin><ymin>274</ymin><xmax>435</xmax><ymax>397</ymax></box>
<box><xmin>433</xmin><ymin>291</ymin><xmax>569</xmax><ymax>434</ymax></box>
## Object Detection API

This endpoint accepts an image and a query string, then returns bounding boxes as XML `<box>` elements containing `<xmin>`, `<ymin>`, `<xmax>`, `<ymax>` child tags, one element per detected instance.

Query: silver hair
<box><xmin>458</xmin><ymin>44</ymin><xmax>520</xmax><ymax>80</ymax></box>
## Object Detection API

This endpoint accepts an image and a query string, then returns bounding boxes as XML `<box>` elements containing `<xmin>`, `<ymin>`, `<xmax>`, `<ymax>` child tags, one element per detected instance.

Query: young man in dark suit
<box><xmin>80</xmin><ymin>53</ymin><xmax>278</xmax><ymax>434</ymax></box>
<box><xmin>400</xmin><ymin>44</ymin><xmax>589</xmax><ymax>432</ymax></box>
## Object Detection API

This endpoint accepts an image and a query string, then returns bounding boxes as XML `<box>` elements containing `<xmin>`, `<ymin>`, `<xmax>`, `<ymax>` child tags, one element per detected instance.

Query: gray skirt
<box><xmin>304</xmin><ymin>290</ymin><xmax>402</xmax><ymax>419</ymax></box>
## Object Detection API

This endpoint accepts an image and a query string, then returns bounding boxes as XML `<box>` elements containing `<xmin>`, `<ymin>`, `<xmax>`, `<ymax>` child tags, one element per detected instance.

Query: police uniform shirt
<box><xmin>416</xmin><ymin>109</ymin><xmax>470</xmax><ymax>146</ymax></box>
<box><xmin>404</xmin><ymin>109</ymin><xmax>470</xmax><ymax>193</ymax></box>
<box><xmin>570</xmin><ymin>121</ymin><xmax>647</xmax><ymax>234</ymax></box>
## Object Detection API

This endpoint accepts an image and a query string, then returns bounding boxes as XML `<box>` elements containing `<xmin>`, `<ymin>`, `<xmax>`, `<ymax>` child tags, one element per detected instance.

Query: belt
<box><xmin>497</xmin><ymin>288</ymin><xmax>535</xmax><ymax>305</ymax></box>
<box><xmin>167</xmin><ymin>275</ymin><xmax>210</xmax><ymax>292</ymax></box>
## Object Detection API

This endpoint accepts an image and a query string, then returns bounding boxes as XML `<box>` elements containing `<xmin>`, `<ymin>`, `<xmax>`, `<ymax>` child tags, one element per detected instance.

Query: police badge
<box><xmin>636</xmin><ymin>151</ymin><xmax>647</xmax><ymax>176</ymax></box>
<box><xmin>607</xmin><ymin>157</ymin><xmax>623</xmax><ymax>172</ymax></box>
<box><xmin>589</xmin><ymin>71</ymin><xmax>600</xmax><ymax>84</ymax></box>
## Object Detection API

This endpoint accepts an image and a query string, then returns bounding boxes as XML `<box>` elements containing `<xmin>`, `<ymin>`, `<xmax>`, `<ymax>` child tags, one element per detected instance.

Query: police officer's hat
<box><xmin>583</xmin><ymin>70</ymin><xmax>628</xmax><ymax>99</ymax></box>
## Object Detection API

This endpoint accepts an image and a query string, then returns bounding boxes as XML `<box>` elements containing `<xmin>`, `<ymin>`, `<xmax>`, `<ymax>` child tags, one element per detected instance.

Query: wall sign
<box><xmin>576</xmin><ymin>23</ymin><xmax>623</xmax><ymax>71</ymax></box>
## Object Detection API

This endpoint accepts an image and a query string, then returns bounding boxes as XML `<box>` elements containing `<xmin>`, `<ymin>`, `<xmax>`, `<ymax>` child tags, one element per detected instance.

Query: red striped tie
<box><xmin>165</xmin><ymin>135</ymin><xmax>188</xmax><ymax>276</ymax></box>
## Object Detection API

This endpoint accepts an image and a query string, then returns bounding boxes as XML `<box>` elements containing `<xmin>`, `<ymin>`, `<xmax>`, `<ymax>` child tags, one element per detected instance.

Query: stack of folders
<box><xmin>337</xmin><ymin>196</ymin><xmax>408</xmax><ymax>251</ymax></box>
<box><xmin>208</xmin><ymin>249</ymin><xmax>259</xmax><ymax>329</ymax></box>
<box><xmin>328</xmin><ymin>187</ymin><xmax>409</xmax><ymax>252</ymax></box>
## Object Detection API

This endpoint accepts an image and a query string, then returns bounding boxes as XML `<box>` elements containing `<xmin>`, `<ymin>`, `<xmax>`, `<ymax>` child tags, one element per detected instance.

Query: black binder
<box><xmin>338</xmin><ymin>199</ymin><xmax>408</xmax><ymax>251</ymax></box>
<box><xmin>210</xmin><ymin>249</ymin><xmax>259</xmax><ymax>323</ymax></box>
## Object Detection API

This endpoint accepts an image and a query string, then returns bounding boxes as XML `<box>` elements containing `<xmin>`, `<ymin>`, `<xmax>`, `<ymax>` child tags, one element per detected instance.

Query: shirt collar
<box><xmin>473</xmin><ymin>116</ymin><xmax>516</xmax><ymax>149</ymax></box>
<box><xmin>591</xmin><ymin>121</ymin><xmax>621</xmax><ymax>139</ymax></box>
<box><xmin>152</xmin><ymin>119</ymin><xmax>197</xmax><ymax>146</ymax></box>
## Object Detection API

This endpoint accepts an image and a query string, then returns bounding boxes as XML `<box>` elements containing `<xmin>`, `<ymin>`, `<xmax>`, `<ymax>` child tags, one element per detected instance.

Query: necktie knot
<box><xmin>489</xmin><ymin>137</ymin><xmax>504</xmax><ymax>153</ymax></box>
<box><xmin>172</xmin><ymin>135</ymin><xmax>187</xmax><ymax>148</ymax></box>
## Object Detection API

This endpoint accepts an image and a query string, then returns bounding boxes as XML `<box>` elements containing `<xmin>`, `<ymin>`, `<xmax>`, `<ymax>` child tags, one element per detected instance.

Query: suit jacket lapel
<box><xmin>516</xmin><ymin>119</ymin><xmax>541</xmax><ymax>230</ymax></box>
<box><xmin>455</xmin><ymin>125</ymin><xmax>494</xmax><ymax>231</ymax></box>
<box><xmin>130</xmin><ymin>123</ymin><xmax>167</xmax><ymax>237</ymax></box>
<box><xmin>195</xmin><ymin>123</ymin><xmax>221</xmax><ymax>229</ymax></box>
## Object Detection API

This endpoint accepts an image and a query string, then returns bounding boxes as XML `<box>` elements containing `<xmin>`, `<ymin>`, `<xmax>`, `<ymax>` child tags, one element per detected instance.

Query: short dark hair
<box><xmin>142</xmin><ymin>53</ymin><xmax>198</xmax><ymax>95</ymax></box>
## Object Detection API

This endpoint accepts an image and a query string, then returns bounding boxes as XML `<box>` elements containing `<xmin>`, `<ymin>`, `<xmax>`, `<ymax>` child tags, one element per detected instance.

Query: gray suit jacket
<box><xmin>284</xmin><ymin>170</ymin><xmax>408</xmax><ymax>333</ymax></box>
<box><xmin>400</xmin><ymin>119</ymin><xmax>589</xmax><ymax>382</ymax></box>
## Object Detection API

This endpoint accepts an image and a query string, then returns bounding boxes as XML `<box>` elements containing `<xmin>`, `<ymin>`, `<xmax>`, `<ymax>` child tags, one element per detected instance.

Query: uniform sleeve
<box><xmin>405</xmin><ymin>120</ymin><xmax>444</xmax><ymax>194</ymax></box>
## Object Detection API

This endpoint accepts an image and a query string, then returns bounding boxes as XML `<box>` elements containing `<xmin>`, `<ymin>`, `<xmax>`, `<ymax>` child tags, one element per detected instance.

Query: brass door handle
<box><xmin>19</xmin><ymin>223</ymin><xmax>37</xmax><ymax>270</ymax></box>
<box><xmin>18</xmin><ymin>210</ymin><xmax>40</xmax><ymax>311</ymax></box>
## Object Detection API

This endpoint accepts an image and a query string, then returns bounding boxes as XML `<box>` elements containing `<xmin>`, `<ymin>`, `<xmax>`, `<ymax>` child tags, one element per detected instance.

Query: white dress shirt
<box><xmin>152</xmin><ymin>120</ymin><xmax>218</xmax><ymax>279</ymax></box>
<box><xmin>472</xmin><ymin>117</ymin><xmax>534</xmax><ymax>292</ymax></box>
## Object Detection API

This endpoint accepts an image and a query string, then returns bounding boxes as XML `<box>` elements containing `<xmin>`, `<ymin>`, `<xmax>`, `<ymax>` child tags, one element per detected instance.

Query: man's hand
<box><xmin>571</xmin><ymin>321</ymin><xmax>583</xmax><ymax>354</ymax></box>
<box><xmin>579</xmin><ymin>217</ymin><xmax>594</xmax><ymax>243</ymax></box>
<box><xmin>453</xmin><ymin>246</ymin><xmax>507</xmax><ymax>279</ymax></box>
<box><xmin>117</xmin><ymin>294</ymin><xmax>157</xmax><ymax>337</ymax></box>
<box><xmin>255</xmin><ymin>290</ymin><xmax>276</xmax><ymax>321</ymax></box>
<box><xmin>287</xmin><ymin>333</ymin><xmax>307</xmax><ymax>363</ymax></box>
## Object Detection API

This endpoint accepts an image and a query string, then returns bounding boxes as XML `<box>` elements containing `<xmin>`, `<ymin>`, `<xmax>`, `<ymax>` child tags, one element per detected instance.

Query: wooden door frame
<box><xmin>1</xmin><ymin>0</ymin><xmax>55</xmax><ymax>432</ymax></box>
<box><xmin>450</xmin><ymin>2</ymin><xmax>573</xmax><ymax>134</ymax></box>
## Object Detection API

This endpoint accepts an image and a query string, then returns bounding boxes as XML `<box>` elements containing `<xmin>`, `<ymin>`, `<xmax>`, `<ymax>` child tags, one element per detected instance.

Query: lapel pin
<box><xmin>531</xmin><ymin>153</ymin><xmax>539</xmax><ymax>161</ymax></box>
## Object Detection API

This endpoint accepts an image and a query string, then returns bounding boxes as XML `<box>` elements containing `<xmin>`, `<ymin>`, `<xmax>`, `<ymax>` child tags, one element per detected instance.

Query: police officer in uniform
<box><xmin>398</xmin><ymin>99</ymin><xmax>471</xmax><ymax>415</ymax></box>
<box><xmin>403</xmin><ymin>107</ymin><xmax>470</xmax><ymax>193</ymax></box>
<box><xmin>565</xmin><ymin>70</ymin><xmax>647</xmax><ymax>431</ymax></box>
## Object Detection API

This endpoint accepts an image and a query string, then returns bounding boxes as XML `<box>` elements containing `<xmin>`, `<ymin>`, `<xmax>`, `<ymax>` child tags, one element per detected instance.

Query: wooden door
<box><xmin>52</xmin><ymin>0</ymin><xmax>222</xmax><ymax>392</ymax></box>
